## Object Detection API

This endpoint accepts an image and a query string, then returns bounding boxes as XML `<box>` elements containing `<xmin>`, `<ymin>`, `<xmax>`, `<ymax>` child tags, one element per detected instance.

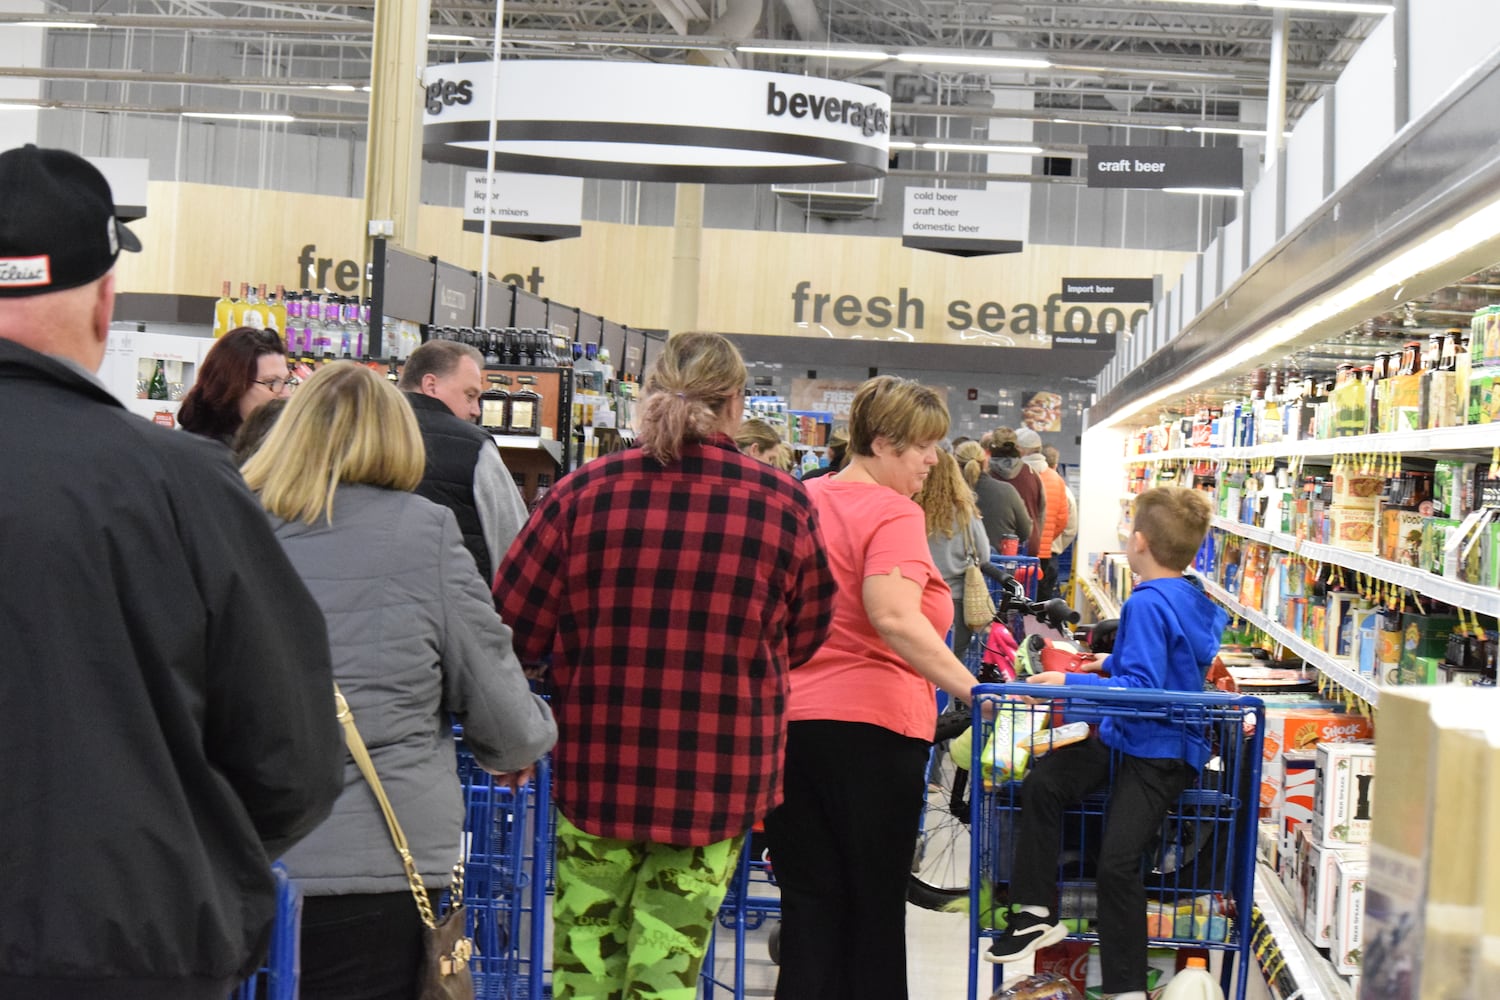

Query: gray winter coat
<box><xmin>272</xmin><ymin>484</ymin><xmax>557</xmax><ymax>895</ymax></box>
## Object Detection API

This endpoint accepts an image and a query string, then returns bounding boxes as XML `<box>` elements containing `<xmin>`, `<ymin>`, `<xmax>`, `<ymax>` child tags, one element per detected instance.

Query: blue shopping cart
<box><xmin>456</xmin><ymin>741</ymin><xmax>552</xmax><ymax>1000</ymax></box>
<box><xmin>967</xmin><ymin>685</ymin><xmax>1264</xmax><ymax>1000</ymax></box>
<box><xmin>228</xmin><ymin>864</ymin><xmax>300</xmax><ymax>1000</ymax></box>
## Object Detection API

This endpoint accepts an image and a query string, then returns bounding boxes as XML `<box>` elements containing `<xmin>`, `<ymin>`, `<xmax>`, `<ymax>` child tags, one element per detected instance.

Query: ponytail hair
<box><xmin>954</xmin><ymin>439</ymin><xmax>988</xmax><ymax>488</ymax></box>
<box><xmin>637</xmin><ymin>331</ymin><xmax>747</xmax><ymax>466</ymax></box>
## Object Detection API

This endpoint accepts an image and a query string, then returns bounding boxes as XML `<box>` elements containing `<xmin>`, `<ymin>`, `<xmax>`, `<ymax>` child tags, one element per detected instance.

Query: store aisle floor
<box><xmin>703</xmin><ymin>902</ymin><xmax>1000</xmax><ymax>999</ymax></box>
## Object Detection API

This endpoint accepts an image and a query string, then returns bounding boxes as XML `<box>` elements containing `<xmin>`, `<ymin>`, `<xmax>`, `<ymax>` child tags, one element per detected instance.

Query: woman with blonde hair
<box><xmin>243</xmin><ymin>362</ymin><xmax>557</xmax><ymax>1000</ymax></box>
<box><xmin>734</xmin><ymin>416</ymin><xmax>784</xmax><ymax>466</ymax></box>
<box><xmin>763</xmin><ymin>375</ymin><xmax>981</xmax><ymax>1000</ymax></box>
<box><xmin>495</xmin><ymin>332</ymin><xmax>836</xmax><ymax>1000</ymax></box>
<box><xmin>916</xmin><ymin>448</ymin><xmax>993</xmax><ymax>655</ymax></box>
<box><xmin>955</xmin><ymin>438</ymin><xmax>1031</xmax><ymax>555</ymax></box>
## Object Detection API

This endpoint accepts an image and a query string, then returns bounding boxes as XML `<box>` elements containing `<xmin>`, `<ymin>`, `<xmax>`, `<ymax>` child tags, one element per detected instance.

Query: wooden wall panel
<box><xmin>112</xmin><ymin>181</ymin><xmax>1192</xmax><ymax>348</ymax></box>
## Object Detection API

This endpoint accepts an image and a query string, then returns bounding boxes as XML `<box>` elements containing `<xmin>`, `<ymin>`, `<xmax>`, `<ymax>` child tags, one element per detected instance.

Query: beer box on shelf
<box><xmin>1304</xmin><ymin>839</ymin><xmax>1362</xmax><ymax>947</ymax></box>
<box><xmin>1426</xmin><ymin>369</ymin><xmax>1463</xmax><ymax>428</ymax></box>
<box><xmin>1330</xmin><ymin>854</ymin><xmax>1368</xmax><ymax>977</ymax></box>
<box><xmin>1279</xmin><ymin>754</ymin><xmax>1318</xmax><ymax>855</ymax></box>
<box><xmin>1313</xmin><ymin>741</ymin><xmax>1376</xmax><ymax>846</ymax></box>
<box><xmin>1325</xmin><ymin>592</ymin><xmax>1358</xmax><ymax>659</ymax></box>
<box><xmin>1330</xmin><ymin>505</ymin><xmax>1378</xmax><ymax>554</ymax></box>
<box><xmin>1469</xmin><ymin>369</ymin><xmax>1498</xmax><ymax>425</ymax></box>
<box><xmin>1384</xmin><ymin>372</ymin><xmax>1424</xmax><ymax>432</ymax></box>
<box><xmin>1333</xmin><ymin>470</ymin><xmax>1385</xmax><ymax>509</ymax></box>
<box><xmin>1381</xmin><ymin>508</ymin><xmax>1426</xmax><ymax>565</ymax></box>
<box><xmin>1422</xmin><ymin>518</ymin><xmax>1462</xmax><ymax>576</ymax></box>
<box><xmin>1400</xmin><ymin>611</ymin><xmax>1460</xmax><ymax>684</ymax></box>
<box><xmin>1262</xmin><ymin>709</ymin><xmax>1375</xmax><ymax>765</ymax></box>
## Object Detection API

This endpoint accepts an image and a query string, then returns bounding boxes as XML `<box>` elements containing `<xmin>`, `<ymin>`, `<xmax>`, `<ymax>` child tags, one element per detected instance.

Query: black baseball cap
<box><xmin>0</xmin><ymin>144</ymin><xmax>141</xmax><ymax>298</ymax></box>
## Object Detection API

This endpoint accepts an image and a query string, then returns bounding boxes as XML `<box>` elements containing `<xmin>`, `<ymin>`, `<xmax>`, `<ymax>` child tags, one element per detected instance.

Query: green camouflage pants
<box><xmin>552</xmin><ymin>811</ymin><xmax>744</xmax><ymax>1000</ymax></box>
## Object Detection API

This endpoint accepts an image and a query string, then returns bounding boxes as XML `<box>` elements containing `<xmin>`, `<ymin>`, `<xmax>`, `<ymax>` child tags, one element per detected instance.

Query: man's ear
<box><xmin>421</xmin><ymin>371</ymin><xmax>440</xmax><ymax>396</ymax></box>
<box><xmin>93</xmin><ymin>272</ymin><xmax>116</xmax><ymax>346</ymax></box>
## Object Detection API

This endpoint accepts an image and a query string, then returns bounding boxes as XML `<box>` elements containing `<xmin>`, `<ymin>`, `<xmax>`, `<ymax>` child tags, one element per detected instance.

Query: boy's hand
<box><xmin>1026</xmin><ymin>671</ymin><xmax>1067</xmax><ymax>686</ymax></box>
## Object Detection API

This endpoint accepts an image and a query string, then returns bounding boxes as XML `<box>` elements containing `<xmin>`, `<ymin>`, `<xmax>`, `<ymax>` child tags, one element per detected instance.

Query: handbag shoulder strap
<box><xmin>960</xmin><ymin>515</ymin><xmax>982</xmax><ymax>565</ymax></box>
<box><xmin>334</xmin><ymin>684</ymin><xmax>438</xmax><ymax>929</ymax></box>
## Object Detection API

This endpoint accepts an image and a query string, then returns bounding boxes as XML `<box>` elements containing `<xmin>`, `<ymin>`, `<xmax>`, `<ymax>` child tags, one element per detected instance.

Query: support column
<box><xmin>668</xmin><ymin>183</ymin><xmax>704</xmax><ymax>335</ymax></box>
<box><xmin>1265</xmin><ymin>9</ymin><xmax>1289</xmax><ymax>170</ymax></box>
<box><xmin>361</xmin><ymin>0</ymin><xmax>430</xmax><ymax>277</ymax></box>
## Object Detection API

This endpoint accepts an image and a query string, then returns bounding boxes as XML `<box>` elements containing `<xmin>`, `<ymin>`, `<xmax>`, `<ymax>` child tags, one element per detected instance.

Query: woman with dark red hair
<box><xmin>179</xmin><ymin>326</ymin><xmax>292</xmax><ymax>446</ymax></box>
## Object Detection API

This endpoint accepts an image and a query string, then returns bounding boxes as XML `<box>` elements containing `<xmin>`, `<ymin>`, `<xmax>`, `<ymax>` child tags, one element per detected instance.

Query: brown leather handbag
<box><xmin>335</xmin><ymin>686</ymin><xmax>475</xmax><ymax>1000</ymax></box>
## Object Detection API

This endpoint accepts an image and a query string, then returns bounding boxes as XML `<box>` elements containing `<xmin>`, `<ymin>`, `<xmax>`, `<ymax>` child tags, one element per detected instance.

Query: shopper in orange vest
<box><xmin>1018</xmin><ymin>427</ymin><xmax>1070</xmax><ymax>598</ymax></box>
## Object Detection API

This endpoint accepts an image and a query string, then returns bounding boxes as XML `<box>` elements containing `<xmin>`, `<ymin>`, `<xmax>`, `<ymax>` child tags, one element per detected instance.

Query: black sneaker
<box><xmin>983</xmin><ymin>910</ymin><xmax>1068</xmax><ymax>964</ymax></box>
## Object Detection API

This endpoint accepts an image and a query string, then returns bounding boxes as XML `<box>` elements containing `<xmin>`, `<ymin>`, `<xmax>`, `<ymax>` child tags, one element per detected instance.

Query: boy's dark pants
<box><xmin>1009</xmin><ymin>738</ymin><xmax>1197</xmax><ymax>993</ymax></box>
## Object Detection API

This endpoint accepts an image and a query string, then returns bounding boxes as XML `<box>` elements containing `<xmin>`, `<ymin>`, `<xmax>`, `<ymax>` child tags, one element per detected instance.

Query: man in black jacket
<box><xmin>0</xmin><ymin>144</ymin><xmax>343</xmax><ymax>1000</ymax></box>
<box><xmin>398</xmin><ymin>339</ymin><xmax>528</xmax><ymax>585</ymax></box>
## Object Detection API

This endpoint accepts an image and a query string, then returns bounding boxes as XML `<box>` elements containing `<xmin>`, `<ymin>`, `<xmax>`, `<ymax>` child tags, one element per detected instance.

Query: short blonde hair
<box><xmin>638</xmin><ymin>332</ymin><xmax>747</xmax><ymax>466</ymax></box>
<box><xmin>242</xmin><ymin>361</ymin><xmax>425</xmax><ymax>525</ymax></box>
<box><xmin>953</xmin><ymin>439</ymin><xmax>988</xmax><ymax>488</ymax></box>
<box><xmin>915</xmin><ymin>449</ymin><xmax>978</xmax><ymax>538</ymax></box>
<box><xmin>1132</xmin><ymin>487</ymin><xmax>1213</xmax><ymax>571</ymax></box>
<box><xmin>847</xmin><ymin>375</ymin><xmax>949</xmax><ymax>457</ymax></box>
<box><xmin>734</xmin><ymin>418</ymin><xmax>783</xmax><ymax>456</ymax></box>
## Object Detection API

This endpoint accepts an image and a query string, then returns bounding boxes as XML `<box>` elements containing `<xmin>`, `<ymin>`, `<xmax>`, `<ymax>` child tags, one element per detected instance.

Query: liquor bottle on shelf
<box><xmin>241</xmin><ymin>284</ymin><xmax>267</xmax><ymax>331</ymax></box>
<box><xmin>212</xmin><ymin>281</ymin><xmax>235</xmax><ymax>338</ymax></box>
<box><xmin>147</xmin><ymin>359</ymin><xmax>169</xmax><ymax>401</ymax></box>
<box><xmin>284</xmin><ymin>290</ymin><xmax>305</xmax><ymax>353</ymax></box>
<box><xmin>307</xmin><ymin>293</ymin><xmax>329</xmax><ymax>357</ymax></box>
<box><xmin>270</xmin><ymin>284</ymin><xmax>288</xmax><ymax>337</ymax></box>
<box><xmin>480</xmin><ymin>375</ymin><xmax>510</xmax><ymax>432</ymax></box>
<box><xmin>529</xmin><ymin>473</ymin><xmax>552</xmax><ymax>514</ymax></box>
<box><xmin>483</xmin><ymin>330</ymin><xmax>501</xmax><ymax>367</ymax></box>
<box><xmin>336</xmin><ymin>295</ymin><xmax>355</xmax><ymax>356</ymax></box>
<box><xmin>506</xmin><ymin>375</ymin><xmax>542</xmax><ymax>436</ymax></box>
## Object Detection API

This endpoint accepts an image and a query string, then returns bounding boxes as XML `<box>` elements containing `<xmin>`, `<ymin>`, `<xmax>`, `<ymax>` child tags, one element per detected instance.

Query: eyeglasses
<box><xmin>253</xmin><ymin>376</ymin><xmax>297</xmax><ymax>393</ymax></box>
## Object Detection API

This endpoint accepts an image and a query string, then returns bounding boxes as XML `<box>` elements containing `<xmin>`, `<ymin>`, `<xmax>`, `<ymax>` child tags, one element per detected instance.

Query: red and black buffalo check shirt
<box><xmin>494</xmin><ymin>434</ymin><xmax>836</xmax><ymax>846</ymax></box>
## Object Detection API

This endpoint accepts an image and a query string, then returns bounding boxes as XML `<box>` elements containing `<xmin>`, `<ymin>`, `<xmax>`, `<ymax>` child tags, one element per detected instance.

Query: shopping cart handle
<box><xmin>971</xmin><ymin>682</ymin><xmax>1264</xmax><ymax>709</ymax></box>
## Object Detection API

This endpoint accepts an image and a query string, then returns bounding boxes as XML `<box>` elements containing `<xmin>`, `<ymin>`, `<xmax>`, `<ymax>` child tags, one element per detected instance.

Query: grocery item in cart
<box><xmin>992</xmin><ymin>972</ymin><xmax>1083</xmax><ymax>1000</ymax></box>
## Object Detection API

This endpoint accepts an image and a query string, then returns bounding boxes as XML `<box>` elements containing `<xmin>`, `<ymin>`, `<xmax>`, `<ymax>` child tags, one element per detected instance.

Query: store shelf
<box><xmin>1126</xmin><ymin>423</ymin><xmax>1499</xmax><ymax>465</ymax></box>
<box><xmin>493</xmin><ymin>434</ymin><xmax>563</xmax><ymax>464</ymax></box>
<box><xmin>1253</xmin><ymin>865</ymin><xmax>1355</xmax><ymax>1000</ymax></box>
<box><xmin>1211</xmin><ymin>516</ymin><xmax>1500</xmax><ymax>618</ymax></box>
<box><xmin>1078</xmin><ymin>572</ymin><xmax>1121</xmax><ymax>620</ymax></box>
<box><xmin>1201</xmin><ymin>578</ymin><xmax>1380</xmax><ymax>706</ymax></box>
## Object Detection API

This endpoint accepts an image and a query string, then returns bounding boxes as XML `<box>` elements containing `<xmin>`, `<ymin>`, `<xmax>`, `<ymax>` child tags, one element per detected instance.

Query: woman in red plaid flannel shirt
<box><xmin>764</xmin><ymin>376</ymin><xmax>983</xmax><ymax>1000</ymax></box>
<box><xmin>495</xmin><ymin>333</ymin><xmax>837</xmax><ymax>1000</ymax></box>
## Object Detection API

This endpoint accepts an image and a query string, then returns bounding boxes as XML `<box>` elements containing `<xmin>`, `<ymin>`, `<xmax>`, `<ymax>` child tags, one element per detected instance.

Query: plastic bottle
<box><xmin>1159</xmin><ymin>957</ymin><xmax>1224</xmax><ymax>1000</ymax></box>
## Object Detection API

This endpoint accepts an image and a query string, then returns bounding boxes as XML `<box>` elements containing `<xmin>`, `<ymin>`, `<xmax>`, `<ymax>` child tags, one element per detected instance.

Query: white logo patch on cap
<box><xmin>107</xmin><ymin>218</ymin><xmax>119</xmax><ymax>255</ymax></box>
<box><xmin>0</xmin><ymin>255</ymin><xmax>51</xmax><ymax>288</ymax></box>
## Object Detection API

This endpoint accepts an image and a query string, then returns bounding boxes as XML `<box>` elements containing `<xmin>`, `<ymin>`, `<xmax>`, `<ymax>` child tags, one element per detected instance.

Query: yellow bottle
<box><xmin>270</xmin><ymin>284</ymin><xmax>288</xmax><ymax>338</ymax></box>
<box><xmin>231</xmin><ymin>282</ymin><xmax>250</xmax><ymax>329</ymax></box>
<box><xmin>212</xmin><ymin>281</ymin><xmax>235</xmax><ymax>338</ymax></box>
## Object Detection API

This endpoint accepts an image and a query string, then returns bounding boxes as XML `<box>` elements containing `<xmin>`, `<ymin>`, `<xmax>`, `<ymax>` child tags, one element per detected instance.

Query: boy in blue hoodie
<box><xmin>986</xmin><ymin>487</ymin><xmax>1226</xmax><ymax>1000</ymax></box>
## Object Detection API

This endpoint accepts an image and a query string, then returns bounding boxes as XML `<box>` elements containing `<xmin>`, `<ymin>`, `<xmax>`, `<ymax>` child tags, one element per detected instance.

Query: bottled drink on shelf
<box><xmin>241</xmin><ymin>284</ymin><xmax>267</xmax><ymax>331</ymax></box>
<box><xmin>234</xmin><ymin>282</ymin><xmax>251</xmax><ymax>328</ymax></box>
<box><xmin>212</xmin><ymin>281</ymin><xmax>235</xmax><ymax>338</ymax></box>
<box><xmin>506</xmin><ymin>375</ymin><xmax>542</xmax><ymax>436</ymax></box>
<box><xmin>529</xmin><ymin>473</ymin><xmax>552</xmax><ymax>514</ymax></box>
<box><xmin>483</xmin><ymin>330</ymin><xmax>501</xmax><ymax>366</ymax></box>
<box><xmin>270</xmin><ymin>284</ymin><xmax>288</xmax><ymax>337</ymax></box>
<box><xmin>336</xmin><ymin>295</ymin><xmax>355</xmax><ymax>356</ymax></box>
<box><xmin>147</xmin><ymin>359</ymin><xmax>170</xmax><ymax>401</ymax></box>
<box><xmin>284</xmin><ymin>290</ymin><xmax>305</xmax><ymax>353</ymax></box>
<box><xmin>480</xmin><ymin>375</ymin><xmax>510</xmax><ymax>432</ymax></box>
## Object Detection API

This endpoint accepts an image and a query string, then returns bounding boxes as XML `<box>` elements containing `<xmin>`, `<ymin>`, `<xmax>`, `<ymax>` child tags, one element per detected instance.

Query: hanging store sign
<box><xmin>1059</xmin><ymin>277</ymin><xmax>1156</xmax><ymax>302</ymax></box>
<box><xmin>422</xmin><ymin>61</ymin><xmax>890</xmax><ymax>184</ymax></box>
<box><xmin>462</xmin><ymin>171</ymin><xmax>583</xmax><ymax>241</ymax></box>
<box><xmin>901</xmin><ymin>187</ymin><xmax>1023</xmax><ymax>257</ymax></box>
<box><xmin>1085</xmin><ymin>145</ymin><xmax>1242</xmax><ymax>191</ymax></box>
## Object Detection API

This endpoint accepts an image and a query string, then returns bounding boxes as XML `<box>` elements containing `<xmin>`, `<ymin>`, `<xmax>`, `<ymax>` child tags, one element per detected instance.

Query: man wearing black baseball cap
<box><xmin>0</xmin><ymin>145</ymin><xmax>344</xmax><ymax>1000</ymax></box>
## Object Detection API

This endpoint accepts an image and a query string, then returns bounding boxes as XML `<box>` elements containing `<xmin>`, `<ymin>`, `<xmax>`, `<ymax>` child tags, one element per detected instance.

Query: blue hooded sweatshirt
<box><xmin>1064</xmin><ymin>574</ymin><xmax>1227</xmax><ymax>769</ymax></box>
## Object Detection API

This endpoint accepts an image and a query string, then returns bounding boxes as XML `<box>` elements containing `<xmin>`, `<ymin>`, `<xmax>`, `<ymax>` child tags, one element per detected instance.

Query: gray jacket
<box><xmin>927</xmin><ymin>512</ymin><xmax>991</xmax><ymax>592</ymax></box>
<box><xmin>272</xmin><ymin>484</ymin><xmax>557</xmax><ymax>895</ymax></box>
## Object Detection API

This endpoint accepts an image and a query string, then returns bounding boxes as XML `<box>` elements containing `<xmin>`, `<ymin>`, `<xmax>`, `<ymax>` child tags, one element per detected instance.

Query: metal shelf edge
<box><xmin>1254</xmin><ymin>865</ymin><xmax>1356</xmax><ymax>1000</ymax></box>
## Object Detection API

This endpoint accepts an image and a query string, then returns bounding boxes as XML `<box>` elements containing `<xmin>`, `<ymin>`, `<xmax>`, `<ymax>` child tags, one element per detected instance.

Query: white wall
<box><xmin>1333</xmin><ymin>14</ymin><xmax>1396</xmax><ymax>190</ymax></box>
<box><xmin>1408</xmin><ymin>1</ymin><xmax>1500</xmax><ymax>122</ymax></box>
<box><xmin>1283</xmin><ymin>95</ymin><xmax>1328</xmax><ymax>233</ymax></box>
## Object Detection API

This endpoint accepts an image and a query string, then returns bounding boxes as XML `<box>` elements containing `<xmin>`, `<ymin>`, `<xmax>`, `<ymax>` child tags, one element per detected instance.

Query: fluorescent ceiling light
<box><xmin>737</xmin><ymin>44</ymin><xmax>887</xmax><ymax>61</ymax></box>
<box><xmin>1095</xmin><ymin>191</ymin><xmax>1500</xmax><ymax>429</ymax></box>
<box><xmin>1051</xmin><ymin>117</ymin><xmax>1189</xmax><ymax>133</ymax></box>
<box><xmin>887</xmin><ymin>140</ymin><xmax>918</xmax><ymax>150</ymax></box>
<box><xmin>321</xmin><ymin>84</ymin><xmax>359</xmax><ymax>92</ymax></box>
<box><xmin>0</xmin><ymin>102</ymin><xmax>41</xmax><ymax>110</ymax></box>
<box><xmin>183</xmin><ymin>111</ymin><xmax>295</xmax><ymax>123</ymax></box>
<box><xmin>1163</xmin><ymin>187</ymin><xmax>1244</xmax><ymax>197</ymax></box>
<box><xmin>23</xmin><ymin>20</ymin><xmax>98</xmax><ymax>28</ymax></box>
<box><xmin>426</xmin><ymin>33</ymin><xmax>475</xmax><ymax>41</ymax></box>
<box><xmin>925</xmin><ymin>141</ymin><xmax>1043</xmax><ymax>155</ymax></box>
<box><xmin>894</xmin><ymin>52</ymin><xmax>1050</xmax><ymax>70</ymax></box>
<box><xmin>1192</xmin><ymin>125</ymin><xmax>1294</xmax><ymax>138</ymax></box>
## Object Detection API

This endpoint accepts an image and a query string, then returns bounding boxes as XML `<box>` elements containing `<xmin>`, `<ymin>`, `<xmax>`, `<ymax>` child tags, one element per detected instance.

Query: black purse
<box><xmin>334</xmin><ymin>687</ymin><xmax>475</xmax><ymax>1000</ymax></box>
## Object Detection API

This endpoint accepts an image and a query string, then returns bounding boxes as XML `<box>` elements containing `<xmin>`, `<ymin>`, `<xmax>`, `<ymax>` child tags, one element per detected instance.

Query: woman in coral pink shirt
<box><xmin>764</xmin><ymin>375</ymin><xmax>980</xmax><ymax>1000</ymax></box>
